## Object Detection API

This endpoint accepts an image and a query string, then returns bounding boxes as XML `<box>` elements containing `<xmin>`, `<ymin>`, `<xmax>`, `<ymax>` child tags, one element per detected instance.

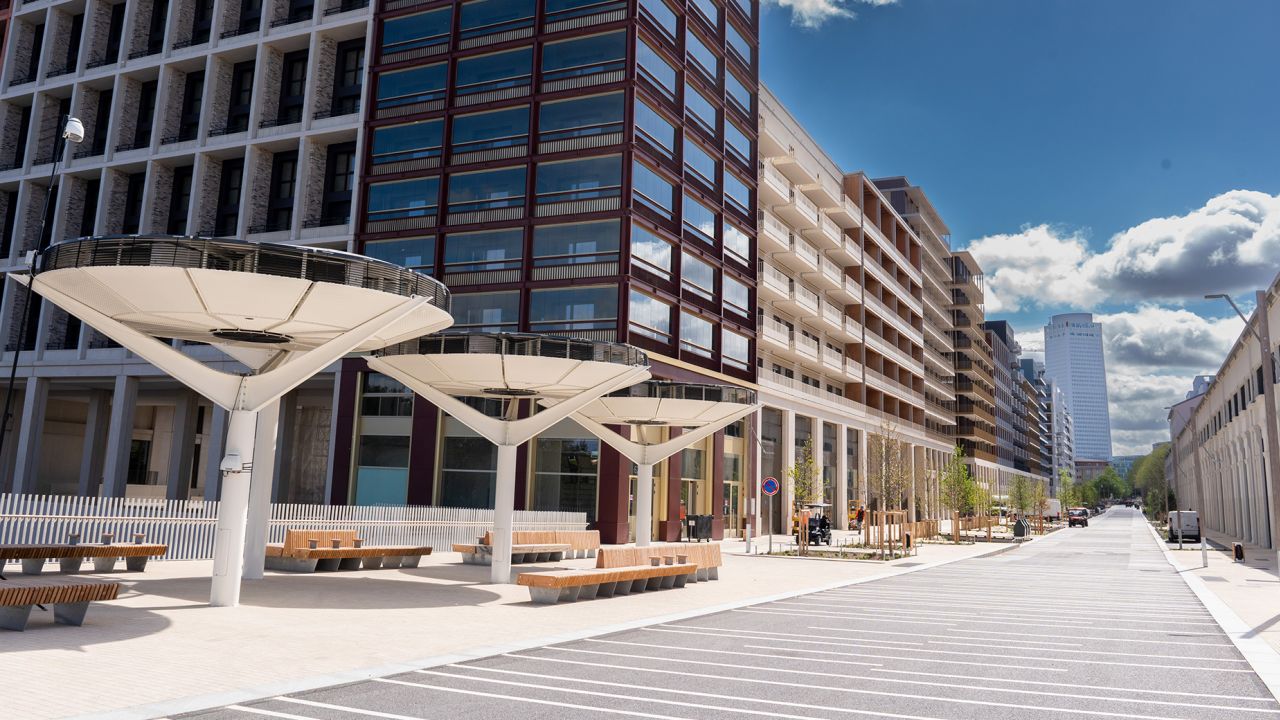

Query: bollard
<box><xmin>1233</xmin><ymin>543</ymin><xmax>1245</xmax><ymax>562</ymax></box>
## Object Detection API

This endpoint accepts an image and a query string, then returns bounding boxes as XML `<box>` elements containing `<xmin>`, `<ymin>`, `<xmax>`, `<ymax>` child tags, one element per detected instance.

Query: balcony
<box><xmin>794</xmin><ymin>332</ymin><xmax>819</xmax><ymax>361</ymax></box>
<box><xmin>822</xmin><ymin>345</ymin><xmax>843</xmax><ymax>372</ymax></box>
<box><xmin>820</xmin><ymin>300</ymin><xmax>843</xmax><ymax>332</ymax></box>
<box><xmin>772</xmin><ymin>151</ymin><xmax>818</xmax><ymax>186</ymax></box>
<box><xmin>777</xmin><ymin>233</ymin><xmax>818</xmax><ymax>274</ymax></box>
<box><xmin>543</xmin><ymin>0</ymin><xmax>628</xmax><ymax>33</ymax></box>
<box><xmin>758</xmin><ymin>210</ymin><xmax>789</xmax><ymax>253</ymax></box>
<box><xmin>782</xmin><ymin>283</ymin><xmax>820</xmax><ymax>317</ymax></box>
<box><xmin>758</xmin><ymin>260</ymin><xmax>790</xmax><ymax>302</ymax></box>
<box><xmin>803</xmin><ymin>212</ymin><xmax>842</xmax><ymax>251</ymax></box>
<box><xmin>811</xmin><ymin>254</ymin><xmax>842</xmax><ymax>291</ymax></box>
<box><xmin>842</xmin><ymin>315</ymin><xmax>863</xmax><ymax>342</ymax></box>
<box><xmin>759</xmin><ymin>161</ymin><xmax>789</xmax><ymax>206</ymax></box>
<box><xmin>777</xmin><ymin>188</ymin><xmax>819</xmax><ymax>229</ymax></box>
<box><xmin>758</xmin><ymin>316</ymin><xmax>791</xmax><ymax>351</ymax></box>
<box><xmin>758</xmin><ymin>369</ymin><xmax>860</xmax><ymax>413</ymax></box>
<box><xmin>842</xmin><ymin>275</ymin><xmax>860</xmax><ymax>303</ymax></box>
<box><xmin>844</xmin><ymin>357</ymin><xmax>863</xmax><ymax>381</ymax></box>
<box><xmin>828</xmin><ymin>196</ymin><xmax>860</xmax><ymax>229</ymax></box>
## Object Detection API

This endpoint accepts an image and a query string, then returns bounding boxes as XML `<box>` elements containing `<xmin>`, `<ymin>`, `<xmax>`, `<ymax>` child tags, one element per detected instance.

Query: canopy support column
<box><xmin>211</xmin><ymin>408</ymin><xmax>258</xmax><ymax>607</ymax></box>
<box><xmin>243</xmin><ymin>399</ymin><xmax>281</xmax><ymax>580</ymax></box>
<box><xmin>635</xmin><ymin>463</ymin><xmax>655</xmax><ymax>547</ymax></box>
<box><xmin>491</xmin><ymin>444</ymin><xmax>519</xmax><ymax>584</ymax></box>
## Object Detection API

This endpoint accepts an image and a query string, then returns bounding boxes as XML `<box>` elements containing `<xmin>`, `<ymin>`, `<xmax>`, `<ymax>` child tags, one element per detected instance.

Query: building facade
<box><xmin>1044</xmin><ymin>312</ymin><xmax>1112</xmax><ymax>461</ymax></box>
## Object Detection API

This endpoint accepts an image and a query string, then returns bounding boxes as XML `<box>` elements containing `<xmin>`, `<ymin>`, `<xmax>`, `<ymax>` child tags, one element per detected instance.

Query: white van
<box><xmin>1168</xmin><ymin>510</ymin><xmax>1200</xmax><ymax>543</ymax></box>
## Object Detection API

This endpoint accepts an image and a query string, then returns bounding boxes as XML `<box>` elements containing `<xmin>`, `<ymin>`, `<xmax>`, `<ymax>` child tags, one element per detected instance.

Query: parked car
<box><xmin>1168</xmin><ymin>510</ymin><xmax>1201</xmax><ymax>543</ymax></box>
<box><xmin>1068</xmin><ymin>508</ymin><xmax>1089</xmax><ymax>527</ymax></box>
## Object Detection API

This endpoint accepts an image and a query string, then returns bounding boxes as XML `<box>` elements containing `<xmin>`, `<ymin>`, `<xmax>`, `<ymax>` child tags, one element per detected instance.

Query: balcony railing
<box><xmin>543</xmin><ymin>0</ymin><xmax>627</xmax><ymax>32</ymax></box>
<box><xmin>450</xmin><ymin>134</ymin><xmax>527</xmax><ymax>165</ymax></box>
<box><xmin>540</xmin><ymin>58</ymin><xmax>626</xmax><ymax>93</ymax></box>
<box><xmin>459</xmin><ymin>16</ymin><xmax>535</xmax><ymax>50</ymax></box>
<box><xmin>324</xmin><ymin>0</ymin><xmax>370</xmax><ymax>14</ymax></box>
<box><xmin>454</xmin><ymin>73</ymin><xmax>531</xmax><ymax>107</ymax></box>
<box><xmin>381</xmin><ymin>32</ymin><xmax>449</xmax><ymax>63</ymax></box>
<box><xmin>270</xmin><ymin>8</ymin><xmax>315</xmax><ymax>28</ymax></box>
<box><xmin>537</xmin><ymin>119</ymin><xmax>623</xmax><ymax>154</ymax></box>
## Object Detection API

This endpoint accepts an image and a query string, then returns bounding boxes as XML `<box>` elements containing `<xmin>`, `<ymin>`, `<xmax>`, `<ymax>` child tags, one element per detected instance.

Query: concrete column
<box><xmin>274</xmin><ymin>391</ymin><xmax>298</xmax><ymax>503</ymax></box>
<box><xmin>780</xmin><ymin>408</ymin><xmax>795</xmax><ymax>536</ymax></box>
<box><xmin>77</xmin><ymin>390</ymin><xmax>111</xmax><ymax>496</ymax></box>
<box><xmin>11</xmin><ymin>377</ymin><xmax>49</xmax><ymax>494</ymax></box>
<box><xmin>101</xmin><ymin>375</ymin><xmax>139</xmax><ymax>497</ymax></box>
<box><xmin>165</xmin><ymin>392</ymin><xmax>199</xmax><ymax>500</ymax></box>
<box><xmin>835</xmin><ymin>423</ymin><xmax>849</xmax><ymax>530</ymax></box>
<box><xmin>857</xmin><ymin>428</ymin><xmax>869</xmax><ymax>510</ymax></box>
<box><xmin>203</xmin><ymin>405</ymin><xmax>229</xmax><ymax>501</ymax></box>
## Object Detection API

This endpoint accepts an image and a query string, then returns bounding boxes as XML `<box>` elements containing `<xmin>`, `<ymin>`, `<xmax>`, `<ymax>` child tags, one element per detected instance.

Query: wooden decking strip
<box><xmin>0</xmin><ymin>544</ymin><xmax>168</xmax><ymax>560</ymax></box>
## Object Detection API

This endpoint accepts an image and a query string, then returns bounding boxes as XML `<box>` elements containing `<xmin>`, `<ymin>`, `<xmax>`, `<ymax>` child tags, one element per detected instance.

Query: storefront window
<box><xmin>438</xmin><ymin>415</ymin><xmax>497</xmax><ymax>508</ymax></box>
<box><xmin>532</xmin><ymin>420</ymin><xmax>599</xmax><ymax>521</ymax></box>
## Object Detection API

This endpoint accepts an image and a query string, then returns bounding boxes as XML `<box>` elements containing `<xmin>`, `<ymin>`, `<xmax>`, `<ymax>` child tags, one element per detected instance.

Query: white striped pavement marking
<box><xmin>777</xmin><ymin>599</ymin><xmax>1219</xmax><ymax>625</ymax></box>
<box><xmin>809</xmin><ymin>624</ymin><xmax>1233</xmax><ymax>647</ymax></box>
<box><xmin>285</xmin><ymin>687</ymin><xmax>689</xmax><ymax>720</ymax></box>
<box><xmin>750</xmin><ymin>605</ymin><xmax>1221</xmax><ymax>635</ymax></box>
<box><xmin>225</xmin><ymin>707</ymin><xmax>319</xmax><ymax>720</ymax></box>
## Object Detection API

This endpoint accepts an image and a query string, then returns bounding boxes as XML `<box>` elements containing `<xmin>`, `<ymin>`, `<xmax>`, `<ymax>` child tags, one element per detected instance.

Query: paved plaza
<box><xmin>186</xmin><ymin>509</ymin><xmax>1280</xmax><ymax>720</ymax></box>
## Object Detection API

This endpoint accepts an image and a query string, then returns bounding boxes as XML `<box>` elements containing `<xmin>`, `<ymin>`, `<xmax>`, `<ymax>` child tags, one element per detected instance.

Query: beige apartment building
<box><xmin>754</xmin><ymin>87</ymin><xmax>952</xmax><ymax>531</ymax></box>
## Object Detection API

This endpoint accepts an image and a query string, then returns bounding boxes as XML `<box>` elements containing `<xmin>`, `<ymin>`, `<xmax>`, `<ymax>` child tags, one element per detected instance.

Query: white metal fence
<box><xmin>0</xmin><ymin>494</ymin><xmax>588</xmax><ymax>563</ymax></box>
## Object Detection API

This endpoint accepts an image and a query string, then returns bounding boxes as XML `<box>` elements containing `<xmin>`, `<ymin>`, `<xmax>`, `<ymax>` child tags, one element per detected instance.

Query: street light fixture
<box><xmin>0</xmin><ymin>117</ymin><xmax>84</xmax><ymax>476</ymax></box>
<box><xmin>1205</xmin><ymin>292</ymin><xmax>1280</xmax><ymax>573</ymax></box>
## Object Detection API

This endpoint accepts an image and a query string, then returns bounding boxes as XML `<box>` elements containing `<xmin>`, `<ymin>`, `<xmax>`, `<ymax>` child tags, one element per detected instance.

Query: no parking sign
<box><xmin>762</xmin><ymin>476</ymin><xmax>780</xmax><ymax>496</ymax></box>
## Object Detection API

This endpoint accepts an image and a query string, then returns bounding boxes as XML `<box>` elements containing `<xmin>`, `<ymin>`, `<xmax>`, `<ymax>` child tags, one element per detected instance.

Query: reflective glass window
<box><xmin>723</xmin><ymin>222</ymin><xmax>750</xmax><ymax>265</ymax></box>
<box><xmin>450</xmin><ymin>290</ymin><xmax>520</xmax><ymax>331</ymax></box>
<box><xmin>529</xmin><ymin>285</ymin><xmax>618</xmax><ymax>334</ymax></box>
<box><xmin>724</xmin><ymin>171</ymin><xmax>749</xmax><ymax>214</ymax></box>
<box><xmin>533</xmin><ymin>220</ymin><xmax>620</xmax><ymax>266</ymax></box>
<box><xmin>542</xmin><ymin>31</ymin><xmax>626</xmax><ymax>81</ymax></box>
<box><xmin>451</xmin><ymin>106</ymin><xmax>530</xmax><ymax>153</ymax></box>
<box><xmin>684</xmin><ymin>138</ymin><xmax>717</xmax><ymax>188</ymax></box>
<box><xmin>722</xmin><ymin>327</ymin><xmax>749</xmax><ymax>368</ymax></box>
<box><xmin>539</xmin><ymin>92</ymin><xmax>624</xmax><ymax>143</ymax></box>
<box><xmin>685</xmin><ymin>29</ymin><xmax>719</xmax><ymax>82</ymax></box>
<box><xmin>459</xmin><ymin>0</ymin><xmax>534</xmax><ymax>36</ymax></box>
<box><xmin>367</xmin><ymin>177</ymin><xmax>439</xmax><ymax>220</ymax></box>
<box><xmin>446</xmin><ymin>166</ymin><xmax>527</xmax><ymax>212</ymax></box>
<box><xmin>630</xmin><ymin>222</ymin><xmax>673</xmax><ymax>278</ymax></box>
<box><xmin>684</xmin><ymin>82</ymin><xmax>718</xmax><ymax>134</ymax></box>
<box><xmin>372</xmin><ymin>120</ymin><xmax>443</xmax><ymax>165</ymax></box>
<box><xmin>443</xmin><ymin>228</ymin><xmax>523</xmax><ymax>272</ymax></box>
<box><xmin>635</xmin><ymin>99</ymin><xmax>675</xmax><ymax>158</ymax></box>
<box><xmin>536</xmin><ymin>155</ymin><xmax>622</xmax><ymax>204</ymax></box>
<box><xmin>682</xmin><ymin>250</ymin><xmax>715</xmax><ymax>300</ymax></box>
<box><xmin>456</xmin><ymin>47</ymin><xmax>533</xmax><ymax>93</ymax></box>
<box><xmin>680</xmin><ymin>311</ymin><xmax>714</xmax><ymax>357</ymax></box>
<box><xmin>637</xmin><ymin>39</ymin><xmax>677</xmax><ymax>98</ymax></box>
<box><xmin>629</xmin><ymin>289</ymin><xmax>671</xmax><ymax>341</ymax></box>
<box><xmin>682</xmin><ymin>192</ymin><xmax>717</xmax><ymax>243</ymax></box>
<box><xmin>364</xmin><ymin>236</ymin><xmax>435</xmax><ymax>272</ymax></box>
<box><xmin>632</xmin><ymin>161</ymin><xmax>674</xmax><ymax>219</ymax></box>
<box><xmin>376</xmin><ymin>63</ymin><xmax>446</xmax><ymax>108</ymax></box>
<box><xmin>723</xmin><ymin>274</ymin><xmax>749</xmax><ymax>315</ymax></box>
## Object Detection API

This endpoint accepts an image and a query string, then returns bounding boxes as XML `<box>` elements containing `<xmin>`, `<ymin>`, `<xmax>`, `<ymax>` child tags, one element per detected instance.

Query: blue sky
<box><xmin>757</xmin><ymin>0</ymin><xmax>1280</xmax><ymax>453</ymax></box>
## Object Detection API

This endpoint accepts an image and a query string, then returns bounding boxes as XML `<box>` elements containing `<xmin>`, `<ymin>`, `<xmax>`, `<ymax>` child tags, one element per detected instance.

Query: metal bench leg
<box><xmin>339</xmin><ymin>557</ymin><xmax>363</xmax><ymax>570</ymax></box>
<box><xmin>20</xmin><ymin>559</ymin><xmax>43</xmax><ymax>575</ymax></box>
<box><xmin>54</xmin><ymin>602</ymin><xmax>90</xmax><ymax>627</ymax></box>
<box><xmin>125</xmin><ymin>557</ymin><xmax>149</xmax><ymax>572</ymax></box>
<box><xmin>382</xmin><ymin>556</ymin><xmax>403</xmax><ymax>569</ymax></box>
<box><xmin>93</xmin><ymin>557</ymin><xmax>119</xmax><ymax>573</ymax></box>
<box><xmin>660</xmin><ymin>574</ymin><xmax>677</xmax><ymax>589</ymax></box>
<box><xmin>529</xmin><ymin>587</ymin><xmax>561</xmax><ymax>604</ymax></box>
<box><xmin>401</xmin><ymin>555</ymin><xmax>423</xmax><ymax>568</ymax></box>
<box><xmin>362</xmin><ymin>556</ymin><xmax>384</xmax><ymax>569</ymax></box>
<box><xmin>0</xmin><ymin>605</ymin><xmax>33</xmax><ymax>631</ymax></box>
<box><xmin>595</xmin><ymin>581</ymin><xmax>617</xmax><ymax>598</ymax></box>
<box><xmin>577</xmin><ymin>583</ymin><xmax>601</xmax><ymax>600</ymax></box>
<box><xmin>316</xmin><ymin>558</ymin><xmax>341</xmax><ymax>572</ymax></box>
<box><xmin>559</xmin><ymin>587</ymin><xmax>582</xmax><ymax>603</ymax></box>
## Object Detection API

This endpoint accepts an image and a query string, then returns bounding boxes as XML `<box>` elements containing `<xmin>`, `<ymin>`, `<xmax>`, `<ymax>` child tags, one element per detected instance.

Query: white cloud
<box><xmin>962</xmin><ymin>190</ymin><xmax>1280</xmax><ymax>313</ymax></box>
<box><xmin>765</xmin><ymin>0</ymin><xmax>896</xmax><ymax>29</ymax></box>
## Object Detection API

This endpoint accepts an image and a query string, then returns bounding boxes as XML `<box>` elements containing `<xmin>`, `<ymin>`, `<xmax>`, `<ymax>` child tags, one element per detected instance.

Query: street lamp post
<box><xmin>1206</xmin><ymin>291</ymin><xmax>1280</xmax><ymax>574</ymax></box>
<box><xmin>0</xmin><ymin>117</ymin><xmax>84</xmax><ymax>481</ymax></box>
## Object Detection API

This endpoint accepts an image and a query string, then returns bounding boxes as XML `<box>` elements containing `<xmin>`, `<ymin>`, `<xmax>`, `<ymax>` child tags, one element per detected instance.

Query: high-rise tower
<box><xmin>1043</xmin><ymin>312</ymin><xmax>1112</xmax><ymax>461</ymax></box>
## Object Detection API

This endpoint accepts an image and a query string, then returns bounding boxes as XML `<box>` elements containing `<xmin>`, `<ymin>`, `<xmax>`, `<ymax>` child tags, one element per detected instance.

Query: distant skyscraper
<box><xmin>1043</xmin><ymin>313</ymin><xmax>1113</xmax><ymax>461</ymax></box>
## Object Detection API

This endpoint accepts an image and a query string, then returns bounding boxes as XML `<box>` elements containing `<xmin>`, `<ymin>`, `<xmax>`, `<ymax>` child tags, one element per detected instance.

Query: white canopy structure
<box><xmin>546</xmin><ymin>381</ymin><xmax>758</xmax><ymax>546</ymax></box>
<box><xmin>20</xmin><ymin>235</ymin><xmax>453</xmax><ymax>606</ymax></box>
<box><xmin>367</xmin><ymin>333</ymin><xmax>650</xmax><ymax>582</ymax></box>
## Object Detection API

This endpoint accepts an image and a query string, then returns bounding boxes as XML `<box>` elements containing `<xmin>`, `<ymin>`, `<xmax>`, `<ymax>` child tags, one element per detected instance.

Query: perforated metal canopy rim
<box><xmin>38</xmin><ymin>234</ymin><xmax>450</xmax><ymax>312</ymax></box>
<box><xmin>602</xmin><ymin>380</ymin><xmax>756</xmax><ymax>405</ymax></box>
<box><xmin>377</xmin><ymin>331</ymin><xmax>650</xmax><ymax>367</ymax></box>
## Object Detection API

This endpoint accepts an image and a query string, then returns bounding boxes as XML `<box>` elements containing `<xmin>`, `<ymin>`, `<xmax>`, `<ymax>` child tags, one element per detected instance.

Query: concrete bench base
<box><xmin>519</xmin><ymin>563</ymin><xmax>696</xmax><ymax>604</ymax></box>
<box><xmin>0</xmin><ymin>601</ymin><xmax>94</xmax><ymax>631</ymax></box>
<box><xmin>265</xmin><ymin>549</ymin><xmax>431</xmax><ymax>574</ymax></box>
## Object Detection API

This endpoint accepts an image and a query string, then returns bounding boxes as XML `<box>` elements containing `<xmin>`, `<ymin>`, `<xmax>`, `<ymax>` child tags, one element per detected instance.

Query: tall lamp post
<box><xmin>0</xmin><ymin>117</ymin><xmax>84</xmax><ymax>482</ymax></box>
<box><xmin>1206</xmin><ymin>291</ymin><xmax>1280</xmax><ymax>573</ymax></box>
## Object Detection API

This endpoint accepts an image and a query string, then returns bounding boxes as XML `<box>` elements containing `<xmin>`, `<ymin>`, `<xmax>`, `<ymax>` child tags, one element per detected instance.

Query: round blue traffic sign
<box><xmin>762</xmin><ymin>476</ymin><xmax>780</xmax><ymax>496</ymax></box>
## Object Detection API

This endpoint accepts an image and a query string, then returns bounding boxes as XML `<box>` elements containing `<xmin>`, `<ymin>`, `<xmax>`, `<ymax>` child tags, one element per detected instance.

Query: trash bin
<box><xmin>1012</xmin><ymin>518</ymin><xmax>1030</xmax><ymax>538</ymax></box>
<box><xmin>686</xmin><ymin>514</ymin><xmax>712</xmax><ymax>541</ymax></box>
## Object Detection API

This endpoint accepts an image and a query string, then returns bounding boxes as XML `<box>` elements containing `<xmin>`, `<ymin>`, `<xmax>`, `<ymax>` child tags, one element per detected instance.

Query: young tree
<box><xmin>1057</xmin><ymin>468</ymin><xmax>1077</xmax><ymax>510</ymax></box>
<box><xmin>786</xmin><ymin>438</ymin><xmax>819</xmax><ymax>554</ymax></box>
<box><xmin>1008</xmin><ymin>475</ymin><xmax>1032</xmax><ymax>518</ymax></box>
<box><xmin>939</xmin><ymin>445</ymin><xmax>976</xmax><ymax>544</ymax></box>
<box><xmin>1031</xmin><ymin>479</ymin><xmax>1048</xmax><ymax>533</ymax></box>
<box><xmin>868</xmin><ymin>422</ymin><xmax>911</xmax><ymax>558</ymax></box>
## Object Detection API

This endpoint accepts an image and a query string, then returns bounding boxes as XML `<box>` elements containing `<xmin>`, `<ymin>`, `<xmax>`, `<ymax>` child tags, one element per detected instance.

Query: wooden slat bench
<box><xmin>264</xmin><ymin>530</ymin><xmax>432</xmax><ymax>572</ymax></box>
<box><xmin>451</xmin><ymin>543</ymin><xmax>571</xmax><ymax>565</ymax></box>
<box><xmin>0</xmin><ymin>575</ymin><xmax>120</xmax><ymax>631</ymax></box>
<box><xmin>517</xmin><ymin>561</ymin><xmax>698</xmax><ymax>604</ymax></box>
<box><xmin>479</xmin><ymin>530</ymin><xmax>601</xmax><ymax>559</ymax></box>
<box><xmin>0</xmin><ymin>543</ymin><xmax>169</xmax><ymax>574</ymax></box>
<box><xmin>596</xmin><ymin>543</ymin><xmax>723</xmax><ymax>581</ymax></box>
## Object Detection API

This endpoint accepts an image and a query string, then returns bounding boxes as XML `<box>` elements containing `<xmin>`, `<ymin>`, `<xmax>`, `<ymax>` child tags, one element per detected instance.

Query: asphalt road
<box><xmin>187</xmin><ymin>508</ymin><xmax>1280</xmax><ymax>720</ymax></box>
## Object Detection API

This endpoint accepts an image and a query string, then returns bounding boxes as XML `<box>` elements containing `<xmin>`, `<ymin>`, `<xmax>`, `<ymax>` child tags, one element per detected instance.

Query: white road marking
<box><xmin>296</xmin><ymin>684</ymin><xmax>690</xmax><ymax>720</ymax></box>
<box><xmin>809</xmin><ymin>624</ymin><xmax>1233</xmax><ymax>647</ymax></box>
<box><xmin>224</xmin><ymin>707</ymin><xmax>320</xmax><ymax>720</ymax></box>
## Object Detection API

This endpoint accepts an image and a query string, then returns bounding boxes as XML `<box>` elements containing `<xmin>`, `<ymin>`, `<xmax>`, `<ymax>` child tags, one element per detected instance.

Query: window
<box><xmin>361</xmin><ymin>373</ymin><xmax>413</xmax><ymax>417</ymax></box>
<box><xmin>372</xmin><ymin>120</ymin><xmax>444</xmax><ymax>165</ymax></box>
<box><xmin>632</xmin><ymin>161</ymin><xmax>674</xmax><ymax>219</ymax></box>
<box><xmin>237</xmin><ymin>0</ymin><xmax>263</xmax><ymax>33</ymax></box>
<box><xmin>723</xmin><ymin>222</ymin><xmax>749</xmax><ymax>265</ymax></box>
<box><xmin>538</xmin><ymin>92</ymin><xmax>624</xmax><ymax>146</ymax></box>
<box><xmin>190</xmin><ymin>1</ymin><xmax>213</xmax><ymax>45</ymax></box>
<box><xmin>447</xmin><ymin>166</ymin><xmax>526</xmax><ymax>215</ymax></box>
<box><xmin>726</xmin><ymin>70</ymin><xmax>752</xmax><ymax>114</ymax></box>
<box><xmin>168</xmin><ymin>166</ymin><xmax>194</xmax><ymax>235</ymax></box>
<box><xmin>455</xmin><ymin>47</ymin><xmax>533</xmax><ymax>97</ymax></box>
<box><xmin>535</xmin><ymin>155</ymin><xmax>621</xmax><ymax>206</ymax></box>
<box><xmin>722</xmin><ymin>328</ymin><xmax>749</xmax><ymax>369</ymax></box>
<box><xmin>225</xmin><ymin>61</ymin><xmax>254</xmax><ymax>133</ymax></box>
<box><xmin>133</xmin><ymin>81</ymin><xmax>158</xmax><ymax>147</ymax></box>
<box><xmin>147</xmin><ymin>4</ymin><xmax>167</xmax><ymax>52</ymax></box>
<box><xmin>214</xmin><ymin>159</ymin><xmax>244</xmax><ymax>236</ymax></box>
<box><xmin>731</xmin><ymin>0</ymin><xmax>751</xmax><ymax>19</ymax></box>
<box><xmin>367</xmin><ymin>177</ymin><xmax>440</xmax><ymax>222</ymax></box>
<box><xmin>724</xmin><ymin>171</ymin><xmax>749</xmax><ymax>215</ymax></box>
<box><xmin>529</xmin><ymin>286</ymin><xmax>617</xmax><ymax>335</ymax></box>
<box><xmin>690</xmin><ymin>0</ymin><xmax>720</xmax><ymax>27</ymax></box>
<box><xmin>451</xmin><ymin>106</ymin><xmax>529</xmax><ymax>156</ymax></box>
<box><xmin>724</xmin><ymin>120</ymin><xmax>751</xmax><ymax>167</ymax></box>
<box><xmin>331</xmin><ymin>39</ymin><xmax>364</xmax><ymax>115</ymax></box>
<box><xmin>680</xmin><ymin>311</ymin><xmax>714</xmax><ymax>357</ymax></box>
<box><xmin>178</xmin><ymin>71</ymin><xmax>205</xmax><ymax>141</ymax></box>
<box><xmin>532</xmin><ymin>427</ymin><xmax>600</xmax><ymax>522</ymax></box>
<box><xmin>439</xmin><ymin>415</ymin><xmax>497</xmax><ymax>508</ymax></box>
<box><xmin>382</xmin><ymin>7</ymin><xmax>452</xmax><ymax>56</ymax></box>
<box><xmin>79</xmin><ymin>179</ymin><xmax>100</xmax><ymax>237</ymax></box>
<box><xmin>682</xmin><ymin>250</ymin><xmax>715</xmax><ymax>301</ymax></box>
<box><xmin>628</xmin><ymin>290</ymin><xmax>671</xmax><ymax>342</ymax></box>
<box><xmin>377</xmin><ymin>63</ymin><xmax>446</xmax><ymax>110</ymax></box>
<box><xmin>321</xmin><ymin>142</ymin><xmax>356</xmax><ymax>223</ymax></box>
<box><xmin>683</xmin><ymin>138</ymin><xmax>717</xmax><ymax>189</ymax></box>
<box><xmin>684</xmin><ymin>82</ymin><xmax>717</xmax><ymax>135</ymax></box>
<box><xmin>685</xmin><ymin>29</ymin><xmax>719</xmax><ymax>83</ymax></box>
<box><xmin>637</xmin><ymin>40</ymin><xmax>677</xmax><ymax>99</ymax></box>
<box><xmin>542</xmin><ymin>31</ymin><xmax>626</xmax><ymax>84</ymax></box>
<box><xmin>638</xmin><ymin>0</ymin><xmax>677</xmax><ymax>42</ymax></box>
<box><xmin>459</xmin><ymin>0</ymin><xmax>534</xmax><ymax>40</ymax></box>
<box><xmin>354</xmin><ymin>435</ymin><xmax>410</xmax><ymax>505</ymax></box>
<box><xmin>634</xmin><ymin>99</ymin><xmax>675</xmax><ymax>158</ymax></box>
<box><xmin>104</xmin><ymin>3</ymin><xmax>126</xmax><ymax>62</ymax></box>
<box><xmin>726</xmin><ymin>22</ymin><xmax>752</xmax><ymax>67</ymax></box>
<box><xmin>723</xmin><ymin>275</ymin><xmax>749</xmax><ymax>316</ymax></box>
<box><xmin>630</xmin><ymin>223</ymin><xmax>673</xmax><ymax>279</ymax></box>
<box><xmin>283</xmin><ymin>0</ymin><xmax>314</xmax><ymax>24</ymax></box>
<box><xmin>89</xmin><ymin>90</ymin><xmax>113</xmax><ymax>155</ymax></box>
<box><xmin>443</xmin><ymin>228</ymin><xmax>523</xmax><ymax>274</ymax></box>
<box><xmin>265</xmin><ymin>151</ymin><xmax>297</xmax><ymax>231</ymax></box>
<box><xmin>121</xmin><ymin>172</ymin><xmax>145</xmax><ymax>235</ymax></box>
<box><xmin>533</xmin><ymin>220</ymin><xmax>619</xmax><ymax>266</ymax></box>
<box><xmin>682</xmin><ymin>193</ymin><xmax>717</xmax><ymax>243</ymax></box>
<box><xmin>365</xmin><ymin>236</ymin><xmax>435</xmax><ymax>273</ymax></box>
<box><xmin>450</xmin><ymin>291</ymin><xmax>520</xmax><ymax>331</ymax></box>
<box><xmin>276</xmin><ymin>50</ymin><xmax>308</xmax><ymax>125</ymax></box>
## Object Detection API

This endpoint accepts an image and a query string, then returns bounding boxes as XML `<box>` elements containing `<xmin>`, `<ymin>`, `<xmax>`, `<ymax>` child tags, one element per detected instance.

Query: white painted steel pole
<box><xmin>242</xmin><ymin>399</ymin><xmax>281</xmax><ymax>579</ymax></box>
<box><xmin>490</xmin><ymin>444</ymin><xmax>519</xmax><ymax>584</ymax></box>
<box><xmin>210</xmin><ymin>409</ymin><xmax>258</xmax><ymax>607</ymax></box>
<box><xmin>635</xmin><ymin>463</ymin><xmax>654</xmax><ymax>547</ymax></box>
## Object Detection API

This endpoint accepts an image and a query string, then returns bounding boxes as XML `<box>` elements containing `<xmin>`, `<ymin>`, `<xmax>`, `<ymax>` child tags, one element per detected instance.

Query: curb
<box><xmin>79</xmin><ymin>539</ymin><xmax>1021</xmax><ymax>720</ymax></box>
<box><xmin>1146</xmin><ymin>522</ymin><xmax>1280</xmax><ymax>703</ymax></box>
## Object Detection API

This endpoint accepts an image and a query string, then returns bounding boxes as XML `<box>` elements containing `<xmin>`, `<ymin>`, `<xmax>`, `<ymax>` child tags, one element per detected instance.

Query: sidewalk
<box><xmin>1162</xmin><ymin>528</ymin><xmax>1280</xmax><ymax>657</ymax></box>
<box><xmin>2</xmin><ymin>538</ymin><xmax>1007</xmax><ymax>720</ymax></box>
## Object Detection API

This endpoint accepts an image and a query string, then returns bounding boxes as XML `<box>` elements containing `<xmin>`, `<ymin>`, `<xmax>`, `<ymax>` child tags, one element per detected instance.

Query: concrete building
<box><xmin>1170</xmin><ymin>275</ymin><xmax>1280</xmax><ymax>550</ymax></box>
<box><xmin>1044</xmin><ymin>312</ymin><xmax>1113</xmax><ymax>462</ymax></box>
<box><xmin>947</xmin><ymin>251</ymin><xmax>999</xmax><ymax>493</ymax></box>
